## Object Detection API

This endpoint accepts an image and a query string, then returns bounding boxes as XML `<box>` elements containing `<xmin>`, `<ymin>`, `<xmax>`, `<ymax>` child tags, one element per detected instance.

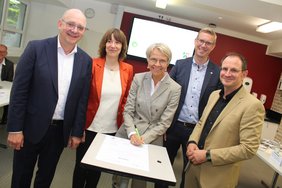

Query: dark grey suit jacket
<box><xmin>167</xmin><ymin>57</ymin><xmax>221</xmax><ymax>132</ymax></box>
<box><xmin>1</xmin><ymin>58</ymin><xmax>14</xmax><ymax>81</ymax></box>
<box><xmin>7</xmin><ymin>36</ymin><xmax>92</xmax><ymax>146</ymax></box>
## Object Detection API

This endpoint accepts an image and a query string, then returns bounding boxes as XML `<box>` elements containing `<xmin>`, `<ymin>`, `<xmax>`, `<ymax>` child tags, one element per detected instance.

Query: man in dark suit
<box><xmin>164</xmin><ymin>28</ymin><xmax>222</xmax><ymax>188</ymax></box>
<box><xmin>0</xmin><ymin>44</ymin><xmax>14</xmax><ymax>124</ymax></box>
<box><xmin>6</xmin><ymin>9</ymin><xmax>92</xmax><ymax>188</ymax></box>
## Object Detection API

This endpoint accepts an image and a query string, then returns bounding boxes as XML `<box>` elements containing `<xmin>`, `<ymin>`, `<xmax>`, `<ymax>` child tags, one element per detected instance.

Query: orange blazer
<box><xmin>85</xmin><ymin>58</ymin><xmax>133</xmax><ymax>129</ymax></box>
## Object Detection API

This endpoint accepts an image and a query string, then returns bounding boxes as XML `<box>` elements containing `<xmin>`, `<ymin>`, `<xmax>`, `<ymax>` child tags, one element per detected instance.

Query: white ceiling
<box><xmin>90</xmin><ymin>0</ymin><xmax>282</xmax><ymax>44</ymax></box>
<box><xmin>30</xmin><ymin>0</ymin><xmax>282</xmax><ymax>45</ymax></box>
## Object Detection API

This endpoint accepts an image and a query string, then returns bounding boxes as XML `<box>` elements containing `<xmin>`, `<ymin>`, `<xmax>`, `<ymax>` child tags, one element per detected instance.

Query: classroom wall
<box><xmin>9</xmin><ymin>1</ymin><xmax>282</xmax><ymax>110</ymax></box>
<box><xmin>12</xmin><ymin>1</ymin><xmax>118</xmax><ymax>58</ymax></box>
<box><xmin>120</xmin><ymin>12</ymin><xmax>282</xmax><ymax>110</ymax></box>
<box><xmin>211</xmin><ymin>34</ymin><xmax>282</xmax><ymax>109</ymax></box>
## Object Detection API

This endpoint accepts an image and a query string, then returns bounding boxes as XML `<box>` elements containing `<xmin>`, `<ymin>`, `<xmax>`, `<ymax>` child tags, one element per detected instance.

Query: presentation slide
<box><xmin>127</xmin><ymin>18</ymin><xmax>198</xmax><ymax>65</ymax></box>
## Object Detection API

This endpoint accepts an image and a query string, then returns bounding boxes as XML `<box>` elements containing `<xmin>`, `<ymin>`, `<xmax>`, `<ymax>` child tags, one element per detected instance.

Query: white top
<box><xmin>52</xmin><ymin>37</ymin><xmax>76</xmax><ymax>120</ymax></box>
<box><xmin>88</xmin><ymin>67</ymin><xmax>121</xmax><ymax>133</ymax></box>
<box><xmin>150</xmin><ymin>73</ymin><xmax>168</xmax><ymax>96</ymax></box>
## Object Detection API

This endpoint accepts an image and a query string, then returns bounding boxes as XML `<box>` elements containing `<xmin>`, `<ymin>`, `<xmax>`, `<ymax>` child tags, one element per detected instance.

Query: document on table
<box><xmin>96</xmin><ymin>135</ymin><xmax>149</xmax><ymax>171</ymax></box>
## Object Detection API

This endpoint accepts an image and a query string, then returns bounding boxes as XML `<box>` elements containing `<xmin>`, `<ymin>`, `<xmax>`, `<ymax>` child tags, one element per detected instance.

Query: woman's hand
<box><xmin>130</xmin><ymin>134</ymin><xmax>144</xmax><ymax>146</ymax></box>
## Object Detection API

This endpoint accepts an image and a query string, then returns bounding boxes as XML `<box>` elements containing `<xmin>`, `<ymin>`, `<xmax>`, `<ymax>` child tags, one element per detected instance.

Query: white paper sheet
<box><xmin>96</xmin><ymin>135</ymin><xmax>149</xmax><ymax>171</ymax></box>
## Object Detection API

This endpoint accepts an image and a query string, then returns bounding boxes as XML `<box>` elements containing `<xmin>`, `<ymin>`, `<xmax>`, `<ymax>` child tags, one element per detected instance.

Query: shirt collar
<box><xmin>57</xmin><ymin>36</ymin><xmax>77</xmax><ymax>55</ymax></box>
<box><xmin>192</xmin><ymin>57</ymin><xmax>208</xmax><ymax>70</ymax></box>
<box><xmin>151</xmin><ymin>72</ymin><xmax>168</xmax><ymax>82</ymax></box>
<box><xmin>0</xmin><ymin>58</ymin><xmax>6</xmax><ymax>66</ymax></box>
<box><xmin>219</xmin><ymin>85</ymin><xmax>242</xmax><ymax>101</ymax></box>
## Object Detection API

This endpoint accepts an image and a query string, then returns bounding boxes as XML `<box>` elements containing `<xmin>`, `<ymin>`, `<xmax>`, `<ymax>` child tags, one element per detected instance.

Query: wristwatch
<box><xmin>206</xmin><ymin>150</ymin><xmax>211</xmax><ymax>162</ymax></box>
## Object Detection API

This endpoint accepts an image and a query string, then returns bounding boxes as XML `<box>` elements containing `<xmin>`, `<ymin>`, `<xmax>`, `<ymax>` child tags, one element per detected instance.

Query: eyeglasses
<box><xmin>61</xmin><ymin>19</ymin><xmax>86</xmax><ymax>32</ymax></box>
<box><xmin>148</xmin><ymin>58</ymin><xmax>168</xmax><ymax>65</ymax></box>
<box><xmin>220</xmin><ymin>67</ymin><xmax>244</xmax><ymax>74</ymax></box>
<box><xmin>196</xmin><ymin>39</ymin><xmax>214</xmax><ymax>47</ymax></box>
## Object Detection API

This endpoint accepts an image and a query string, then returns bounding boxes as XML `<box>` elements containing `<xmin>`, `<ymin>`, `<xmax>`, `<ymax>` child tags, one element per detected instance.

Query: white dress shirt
<box><xmin>52</xmin><ymin>37</ymin><xmax>76</xmax><ymax>120</ymax></box>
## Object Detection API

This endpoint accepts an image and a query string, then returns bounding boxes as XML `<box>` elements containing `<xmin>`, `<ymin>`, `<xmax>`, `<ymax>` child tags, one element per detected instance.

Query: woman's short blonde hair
<box><xmin>146</xmin><ymin>43</ymin><xmax>172</xmax><ymax>64</ymax></box>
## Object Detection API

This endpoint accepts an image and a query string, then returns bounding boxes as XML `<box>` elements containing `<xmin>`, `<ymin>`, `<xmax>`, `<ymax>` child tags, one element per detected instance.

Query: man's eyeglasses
<box><xmin>149</xmin><ymin>58</ymin><xmax>168</xmax><ymax>65</ymax></box>
<box><xmin>61</xmin><ymin>19</ymin><xmax>86</xmax><ymax>32</ymax></box>
<box><xmin>220</xmin><ymin>67</ymin><xmax>244</xmax><ymax>74</ymax></box>
<box><xmin>196</xmin><ymin>39</ymin><xmax>214</xmax><ymax>47</ymax></box>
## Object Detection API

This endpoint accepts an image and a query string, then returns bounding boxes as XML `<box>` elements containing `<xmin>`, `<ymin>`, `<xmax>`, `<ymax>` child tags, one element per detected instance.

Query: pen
<box><xmin>134</xmin><ymin>125</ymin><xmax>140</xmax><ymax>138</ymax></box>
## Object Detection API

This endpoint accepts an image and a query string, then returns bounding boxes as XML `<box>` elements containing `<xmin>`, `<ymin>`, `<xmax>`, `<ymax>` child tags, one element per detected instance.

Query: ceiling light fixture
<box><xmin>208</xmin><ymin>23</ymin><xmax>217</xmax><ymax>28</ymax></box>
<box><xmin>156</xmin><ymin>0</ymin><xmax>168</xmax><ymax>9</ymax></box>
<box><xmin>256</xmin><ymin>21</ymin><xmax>282</xmax><ymax>33</ymax></box>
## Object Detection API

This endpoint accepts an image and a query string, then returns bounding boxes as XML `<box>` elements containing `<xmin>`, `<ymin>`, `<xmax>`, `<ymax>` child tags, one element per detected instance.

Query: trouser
<box><xmin>73</xmin><ymin>131</ymin><xmax>115</xmax><ymax>188</ymax></box>
<box><xmin>11</xmin><ymin>121</ymin><xmax>65</xmax><ymax>188</ymax></box>
<box><xmin>1</xmin><ymin>105</ymin><xmax>8</xmax><ymax>123</ymax></box>
<box><xmin>163</xmin><ymin>121</ymin><xmax>195</xmax><ymax>188</ymax></box>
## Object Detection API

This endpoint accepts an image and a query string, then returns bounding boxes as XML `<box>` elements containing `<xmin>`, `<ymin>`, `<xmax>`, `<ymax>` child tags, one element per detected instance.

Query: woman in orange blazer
<box><xmin>72</xmin><ymin>28</ymin><xmax>133</xmax><ymax>188</ymax></box>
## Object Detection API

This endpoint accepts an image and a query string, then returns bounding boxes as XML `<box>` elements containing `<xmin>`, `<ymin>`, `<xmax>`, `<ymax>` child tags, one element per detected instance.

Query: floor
<box><xmin>1</xmin><ymin>122</ymin><xmax>282</xmax><ymax>187</ymax></box>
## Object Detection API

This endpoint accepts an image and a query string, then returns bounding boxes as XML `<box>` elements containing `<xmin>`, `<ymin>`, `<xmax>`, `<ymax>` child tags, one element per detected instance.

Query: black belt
<box><xmin>50</xmin><ymin>119</ymin><xmax>64</xmax><ymax>126</ymax></box>
<box><xmin>176</xmin><ymin>120</ymin><xmax>196</xmax><ymax>128</ymax></box>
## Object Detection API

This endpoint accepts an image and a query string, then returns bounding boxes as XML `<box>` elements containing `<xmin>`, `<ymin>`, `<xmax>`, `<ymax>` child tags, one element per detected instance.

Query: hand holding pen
<box><xmin>130</xmin><ymin>125</ymin><xmax>144</xmax><ymax>146</ymax></box>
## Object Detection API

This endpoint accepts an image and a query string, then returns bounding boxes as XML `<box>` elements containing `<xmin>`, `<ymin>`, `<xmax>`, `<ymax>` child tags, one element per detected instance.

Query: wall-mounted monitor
<box><xmin>127</xmin><ymin>17</ymin><xmax>199</xmax><ymax>65</ymax></box>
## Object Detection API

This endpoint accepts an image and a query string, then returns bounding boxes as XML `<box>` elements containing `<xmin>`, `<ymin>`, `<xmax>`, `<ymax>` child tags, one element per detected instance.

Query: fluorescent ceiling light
<box><xmin>259</xmin><ymin>0</ymin><xmax>282</xmax><ymax>6</ymax></box>
<box><xmin>156</xmin><ymin>0</ymin><xmax>168</xmax><ymax>9</ymax></box>
<box><xmin>256</xmin><ymin>21</ymin><xmax>282</xmax><ymax>33</ymax></box>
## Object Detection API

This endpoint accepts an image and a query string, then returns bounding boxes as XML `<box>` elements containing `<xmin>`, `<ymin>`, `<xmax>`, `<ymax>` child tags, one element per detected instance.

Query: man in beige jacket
<box><xmin>185</xmin><ymin>52</ymin><xmax>265</xmax><ymax>188</ymax></box>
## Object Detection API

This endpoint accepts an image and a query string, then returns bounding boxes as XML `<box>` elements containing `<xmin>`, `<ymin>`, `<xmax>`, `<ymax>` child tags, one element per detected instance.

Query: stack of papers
<box><xmin>96</xmin><ymin>135</ymin><xmax>149</xmax><ymax>171</ymax></box>
<box><xmin>270</xmin><ymin>150</ymin><xmax>282</xmax><ymax>166</ymax></box>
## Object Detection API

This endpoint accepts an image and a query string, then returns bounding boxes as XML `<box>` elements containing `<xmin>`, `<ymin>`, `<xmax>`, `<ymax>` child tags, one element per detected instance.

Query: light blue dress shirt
<box><xmin>178</xmin><ymin>58</ymin><xmax>208</xmax><ymax>124</ymax></box>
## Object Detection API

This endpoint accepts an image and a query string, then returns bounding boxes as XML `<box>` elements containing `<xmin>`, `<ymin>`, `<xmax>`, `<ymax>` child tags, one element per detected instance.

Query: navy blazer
<box><xmin>167</xmin><ymin>57</ymin><xmax>221</xmax><ymax>132</ymax></box>
<box><xmin>7</xmin><ymin>36</ymin><xmax>92</xmax><ymax>146</ymax></box>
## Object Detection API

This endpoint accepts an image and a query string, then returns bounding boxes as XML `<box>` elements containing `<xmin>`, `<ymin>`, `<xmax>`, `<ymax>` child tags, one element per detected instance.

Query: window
<box><xmin>0</xmin><ymin>0</ymin><xmax>28</xmax><ymax>48</ymax></box>
<box><xmin>0</xmin><ymin>1</ymin><xmax>4</xmax><ymax>24</ymax></box>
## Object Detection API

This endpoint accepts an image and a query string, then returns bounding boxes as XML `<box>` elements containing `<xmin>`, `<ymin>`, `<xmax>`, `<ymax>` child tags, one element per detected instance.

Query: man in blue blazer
<box><xmin>7</xmin><ymin>9</ymin><xmax>92</xmax><ymax>188</ymax></box>
<box><xmin>164</xmin><ymin>28</ymin><xmax>222</xmax><ymax>188</ymax></box>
